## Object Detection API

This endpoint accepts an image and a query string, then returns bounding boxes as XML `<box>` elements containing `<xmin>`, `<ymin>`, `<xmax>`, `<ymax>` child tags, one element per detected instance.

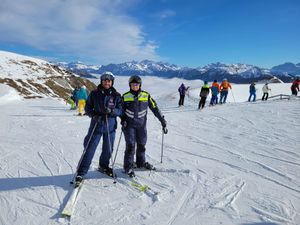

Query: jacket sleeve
<box><xmin>148</xmin><ymin>94</ymin><xmax>165</xmax><ymax>124</ymax></box>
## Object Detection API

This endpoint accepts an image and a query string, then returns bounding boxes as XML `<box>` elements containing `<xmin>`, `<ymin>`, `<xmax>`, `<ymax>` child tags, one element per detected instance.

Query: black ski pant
<box><xmin>198</xmin><ymin>97</ymin><xmax>207</xmax><ymax>109</ymax></box>
<box><xmin>262</xmin><ymin>93</ymin><xmax>269</xmax><ymax>101</ymax></box>
<box><xmin>179</xmin><ymin>94</ymin><xmax>185</xmax><ymax>106</ymax></box>
<box><xmin>123</xmin><ymin>125</ymin><xmax>147</xmax><ymax>172</ymax></box>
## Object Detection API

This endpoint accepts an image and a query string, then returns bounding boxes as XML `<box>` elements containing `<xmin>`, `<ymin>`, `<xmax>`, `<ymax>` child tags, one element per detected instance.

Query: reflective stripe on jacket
<box><xmin>122</xmin><ymin>90</ymin><xmax>164</xmax><ymax>128</ymax></box>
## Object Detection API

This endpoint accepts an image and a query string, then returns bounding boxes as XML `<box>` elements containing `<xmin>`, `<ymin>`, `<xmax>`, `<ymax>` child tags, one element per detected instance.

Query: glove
<box><xmin>93</xmin><ymin>115</ymin><xmax>101</xmax><ymax>122</ymax></box>
<box><xmin>121</xmin><ymin>120</ymin><xmax>127</xmax><ymax>131</ymax></box>
<box><xmin>161</xmin><ymin>118</ymin><xmax>167</xmax><ymax>128</ymax></box>
<box><xmin>101</xmin><ymin>107</ymin><xmax>113</xmax><ymax>115</ymax></box>
<box><xmin>163</xmin><ymin>127</ymin><xmax>168</xmax><ymax>134</ymax></box>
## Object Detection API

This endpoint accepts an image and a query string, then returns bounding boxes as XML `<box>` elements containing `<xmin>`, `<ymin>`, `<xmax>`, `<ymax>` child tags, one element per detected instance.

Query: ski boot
<box><xmin>75</xmin><ymin>175</ymin><xmax>83</xmax><ymax>187</ymax></box>
<box><xmin>137</xmin><ymin>162</ymin><xmax>156</xmax><ymax>171</ymax></box>
<box><xmin>98</xmin><ymin>166</ymin><xmax>115</xmax><ymax>178</ymax></box>
<box><xmin>125</xmin><ymin>168</ymin><xmax>135</xmax><ymax>178</ymax></box>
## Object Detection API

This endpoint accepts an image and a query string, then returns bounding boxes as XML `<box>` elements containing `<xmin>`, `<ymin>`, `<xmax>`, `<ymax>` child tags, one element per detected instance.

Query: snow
<box><xmin>0</xmin><ymin>83</ymin><xmax>22</xmax><ymax>105</ymax></box>
<box><xmin>0</xmin><ymin>76</ymin><xmax>299</xmax><ymax>225</ymax></box>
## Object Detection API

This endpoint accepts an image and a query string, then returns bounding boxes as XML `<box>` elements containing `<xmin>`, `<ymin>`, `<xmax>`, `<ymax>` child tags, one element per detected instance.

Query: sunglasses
<box><xmin>101</xmin><ymin>74</ymin><xmax>114</xmax><ymax>81</ymax></box>
<box><xmin>130</xmin><ymin>83</ymin><xmax>140</xmax><ymax>86</ymax></box>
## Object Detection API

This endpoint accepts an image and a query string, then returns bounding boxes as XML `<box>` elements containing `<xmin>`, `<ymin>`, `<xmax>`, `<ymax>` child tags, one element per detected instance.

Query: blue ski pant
<box><xmin>77</xmin><ymin>123</ymin><xmax>116</xmax><ymax>176</ymax></box>
<box><xmin>220</xmin><ymin>90</ymin><xmax>228</xmax><ymax>103</ymax></box>
<box><xmin>123</xmin><ymin>126</ymin><xmax>147</xmax><ymax>171</ymax></box>
<box><xmin>210</xmin><ymin>95</ymin><xmax>218</xmax><ymax>105</ymax></box>
<box><xmin>248</xmin><ymin>93</ymin><xmax>256</xmax><ymax>102</ymax></box>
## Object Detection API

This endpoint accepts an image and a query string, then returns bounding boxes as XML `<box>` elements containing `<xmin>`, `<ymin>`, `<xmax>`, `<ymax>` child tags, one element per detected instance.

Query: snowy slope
<box><xmin>0</xmin><ymin>77</ymin><xmax>299</xmax><ymax>225</ymax></box>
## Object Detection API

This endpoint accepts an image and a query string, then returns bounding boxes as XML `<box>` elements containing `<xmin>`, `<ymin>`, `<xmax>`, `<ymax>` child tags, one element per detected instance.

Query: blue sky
<box><xmin>0</xmin><ymin>0</ymin><xmax>299</xmax><ymax>68</ymax></box>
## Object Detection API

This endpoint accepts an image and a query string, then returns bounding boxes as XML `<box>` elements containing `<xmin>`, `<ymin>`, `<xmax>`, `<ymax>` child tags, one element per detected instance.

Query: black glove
<box><xmin>101</xmin><ymin>107</ymin><xmax>114</xmax><ymax>115</ymax></box>
<box><xmin>121</xmin><ymin>120</ymin><xmax>127</xmax><ymax>131</ymax></box>
<box><xmin>93</xmin><ymin>115</ymin><xmax>101</xmax><ymax>122</ymax></box>
<box><xmin>161</xmin><ymin>118</ymin><xmax>167</xmax><ymax>128</ymax></box>
<box><xmin>163</xmin><ymin>127</ymin><xmax>168</xmax><ymax>134</ymax></box>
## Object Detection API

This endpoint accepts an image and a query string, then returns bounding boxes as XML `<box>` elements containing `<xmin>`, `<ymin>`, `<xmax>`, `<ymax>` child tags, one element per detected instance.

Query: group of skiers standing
<box><xmin>74</xmin><ymin>72</ymin><xmax>168</xmax><ymax>184</ymax></box>
<box><xmin>178</xmin><ymin>79</ymin><xmax>233</xmax><ymax>109</ymax></box>
<box><xmin>178</xmin><ymin>77</ymin><xmax>300</xmax><ymax>108</ymax></box>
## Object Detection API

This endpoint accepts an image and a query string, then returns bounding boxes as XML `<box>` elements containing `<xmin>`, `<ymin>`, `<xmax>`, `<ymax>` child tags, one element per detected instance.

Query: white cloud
<box><xmin>0</xmin><ymin>0</ymin><xmax>160</xmax><ymax>64</ymax></box>
<box><xmin>157</xmin><ymin>9</ymin><xmax>176</xmax><ymax>19</ymax></box>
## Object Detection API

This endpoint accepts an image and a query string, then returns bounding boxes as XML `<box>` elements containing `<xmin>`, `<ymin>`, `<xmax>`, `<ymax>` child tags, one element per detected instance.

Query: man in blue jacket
<box><xmin>122</xmin><ymin>75</ymin><xmax>167</xmax><ymax>177</ymax></box>
<box><xmin>75</xmin><ymin>72</ymin><xmax>123</xmax><ymax>184</ymax></box>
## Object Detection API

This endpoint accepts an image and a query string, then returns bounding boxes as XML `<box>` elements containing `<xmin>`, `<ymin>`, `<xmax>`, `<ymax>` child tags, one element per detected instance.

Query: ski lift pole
<box><xmin>71</xmin><ymin>120</ymin><xmax>98</xmax><ymax>184</ymax></box>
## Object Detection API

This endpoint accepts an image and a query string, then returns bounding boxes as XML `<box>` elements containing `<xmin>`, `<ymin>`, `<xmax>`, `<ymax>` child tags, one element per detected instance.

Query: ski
<box><xmin>127</xmin><ymin>177</ymin><xmax>159</xmax><ymax>195</ymax></box>
<box><xmin>61</xmin><ymin>181</ymin><xmax>84</xmax><ymax>217</ymax></box>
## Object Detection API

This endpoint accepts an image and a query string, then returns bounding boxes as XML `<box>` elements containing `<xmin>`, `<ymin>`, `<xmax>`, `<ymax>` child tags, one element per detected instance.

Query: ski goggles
<box><xmin>101</xmin><ymin>73</ymin><xmax>114</xmax><ymax>81</ymax></box>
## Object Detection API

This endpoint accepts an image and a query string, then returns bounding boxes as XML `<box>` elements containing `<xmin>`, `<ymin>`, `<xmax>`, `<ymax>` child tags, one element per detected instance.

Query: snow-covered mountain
<box><xmin>271</xmin><ymin>62</ymin><xmax>300</xmax><ymax>75</ymax></box>
<box><xmin>59</xmin><ymin>60</ymin><xmax>294</xmax><ymax>83</ymax></box>
<box><xmin>0</xmin><ymin>51</ymin><xmax>95</xmax><ymax>99</ymax></box>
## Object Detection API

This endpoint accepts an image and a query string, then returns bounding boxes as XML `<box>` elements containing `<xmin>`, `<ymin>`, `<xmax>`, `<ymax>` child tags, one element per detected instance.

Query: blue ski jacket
<box><xmin>85</xmin><ymin>85</ymin><xmax>123</xmax><ymax>133</ymax></box>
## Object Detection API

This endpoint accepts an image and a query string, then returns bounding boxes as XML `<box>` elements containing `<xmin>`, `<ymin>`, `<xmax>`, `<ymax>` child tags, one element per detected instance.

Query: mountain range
<box><xmin>57</xmin><ymin>60</ymin><xmax>299</xmax><ymax>83</ymax></box>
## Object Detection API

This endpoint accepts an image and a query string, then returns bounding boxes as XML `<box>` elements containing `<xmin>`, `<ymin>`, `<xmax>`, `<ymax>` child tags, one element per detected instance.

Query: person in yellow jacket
<box><xmin>219</xmin><ymin>78</ymin><xmax>232</xmax><ymax>104</ymax></box>
<box><xmin>77</xmin><ymin>85</ymin><xmax>88</xmax><ymax>116</ymax></box>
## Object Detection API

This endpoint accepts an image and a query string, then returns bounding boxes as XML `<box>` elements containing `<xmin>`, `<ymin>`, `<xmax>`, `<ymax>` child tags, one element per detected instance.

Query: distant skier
<box><xmin>71</xmin><ymin>86</ymin><xmax>80</xmax><ymax>108</ymax></box>
<box><xmin>262</xmin><ymin>83</ymin><xmax>271</xmax><ymax>101</ymax></box>
<box><xmin>291</xmin><ymin>78</ymin><xmax>300</xmax><ymax>96</ymax></box>
<box><xmin>210</xmin><ymin>80</ymin><xmax>220</xmax><ymax>105</ymax></box>
<box><xmin>178</xmin><ymin>83</ymin><xmax>189</xmax><ymax>106</ymax></box>
<box><xmin>77</xmin><ymin>85</ymin><xmax>88</xmax><ymax>116</ymax></box>
<box><xmin>75</xmin><ymin>72</ymin><xmax>123</xmax><ymax>184</ymax></box>
<box><xmin>122</xmin><ymin>75</ymin><xmax>167</xmax><ymax>177</ymax></box>
<box><xmin>219</xmin><ymin>78</ymin><xmax>232</xmax><ymax>104</ymax></box>
<box><xmin>248</xmin><ymin>82</ymin><xmax>257</xmax><ymax>102</ymax></box>
<box><xmin>198</xmin><ymin>81</ymin><xmax>210</xmax><ymax>109</ymax></box>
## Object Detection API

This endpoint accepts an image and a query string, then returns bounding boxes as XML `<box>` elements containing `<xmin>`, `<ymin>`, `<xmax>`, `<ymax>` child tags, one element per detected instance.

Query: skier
<box><xmin>122</xmin><ymin>75</ymin><xmax>167</xmax><ymax>177</ymax></box>
<box><xmin>198</xmin><ymin>81</ymin><xmax>210</xmax><ymax>109</ymax></box>
<box><xmin>178</xmin><ymin>83</ymin><xmax>189</xmax><ymax>106</ymax></box>
<box><xmin>291</xmin><ymin>78</ymin><xmax>300</xmax><ymax>96</ymax></box>
<box><xmin>219</xmin><ymin>78</ymin><xmax>232</xmax><ymax>104</ymax></box>
<box><xmin>210</xmin><ymin>80</ymin><xmax>220</xmax><ymax>105</ymax></box>
<box><xmin>262</xmin><ymin>83</ymin><xmax>271</xmax><ymax>101</ymax></box>
<box><xmin>75</xmin><ymin>72</ymin><xmax>123</xmax><ymax>184</ymax></box>
<box><xmin>71</xmin><ymin>86</ymin><xmax>80</xmax><ymax>108</ymax></box>
<box><xmin>248</xmin><ymin>82</ymin><xmax>257</xmax><ymax>102</ymax></box>
<box><xmin>77</xmin><ymin>85</ymin><xmax>88</xmax><ymax>116</ymax></box>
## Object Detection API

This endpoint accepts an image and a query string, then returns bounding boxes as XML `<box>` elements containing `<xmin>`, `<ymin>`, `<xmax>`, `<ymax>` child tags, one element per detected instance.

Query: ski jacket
<box><xmin>220</xmin><ymin>81</ymin><xmax>232</xmax><ymax>91</ymax></box>
<box><xmin>249</xmin><ymin>84</ymin><xmax>256</xmax><ymax>93</ymax></box>
<box><xmin>77</xmin><ymin>87</ymin><xmax>88</xmax><ymax>100</ymax></box>
<box><xmin>291</xmin><ymin>80</ymin><xmax>300</xmax><ymax>91</ymax></box>
<box><xmin>85</xmin><ymin>85</ymin><xmax>123</xmax><ymax>133</ymax></box>
<box><xmin>211</xmin><ymin>82</ymin><xmax>220</xmax><ymax>95</ymax></box>
<box><xmin>122</xmin><ymin>90</ymin><xmax>165</xmax><ymax>128</ymax></box>
<box><xmin>200</xmin><ymin>84</ymin><xmax>210</xmax><ymax>97</ymax></box>
<box><xmin>262</xmin><ymin>84</ymin><xmax>270</xmax><ymax>93</ymax></box>
<box><xmin>178</xmin><ymin>84</ymin><xmax>188</xmax><ymax>95</ymax></box>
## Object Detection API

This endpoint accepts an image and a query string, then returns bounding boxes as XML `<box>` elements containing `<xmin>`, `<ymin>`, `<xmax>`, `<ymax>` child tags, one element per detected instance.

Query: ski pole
<box><xmin>105</xmin><ymin>114</ymin><xmax>117</xmax><ymax>184</ymax></box>
<box><xmin>231</xmin><ymin>89</ymin><xmax>236</xmax><ymax>103</ymax></box>
<box><xmin>161</xmin><ymin>127</ymin><xmax>168</xmax><ymax>163</ymax></box>
<box><xmin>71</xmin><ymin>120</ymin><xmax>98</xmax><ymax>184</ymax></box>
<box><xmin>112</xmin><ymin>130</ymin><xmax>123</xmax><ymax>169</ymax></box>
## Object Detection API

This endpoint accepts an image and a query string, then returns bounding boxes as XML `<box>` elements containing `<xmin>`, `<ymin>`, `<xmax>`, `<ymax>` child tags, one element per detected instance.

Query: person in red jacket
<box><xmin>291</xmin><ymin>78</ymin><xmax>300</xmax><ymax>96</ymax></box>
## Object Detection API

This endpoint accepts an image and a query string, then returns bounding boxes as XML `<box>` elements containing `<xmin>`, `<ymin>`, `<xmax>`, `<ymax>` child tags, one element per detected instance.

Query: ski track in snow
<box><xmin>0</xmin><ymin>81</ymin><xmax>300</xmax><ymax>225</ymax></box>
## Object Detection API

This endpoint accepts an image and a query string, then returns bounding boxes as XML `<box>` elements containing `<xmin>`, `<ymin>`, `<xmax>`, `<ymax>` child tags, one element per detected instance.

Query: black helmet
<box><xmin>129</xmin><ymin>75</ymin><xmax>142</xmax><ymax>85</ymax></box>
<box><xmin>100</xmin><ymin>71</ymin><xmax>114</xmax><ymax>85</ymax></box>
